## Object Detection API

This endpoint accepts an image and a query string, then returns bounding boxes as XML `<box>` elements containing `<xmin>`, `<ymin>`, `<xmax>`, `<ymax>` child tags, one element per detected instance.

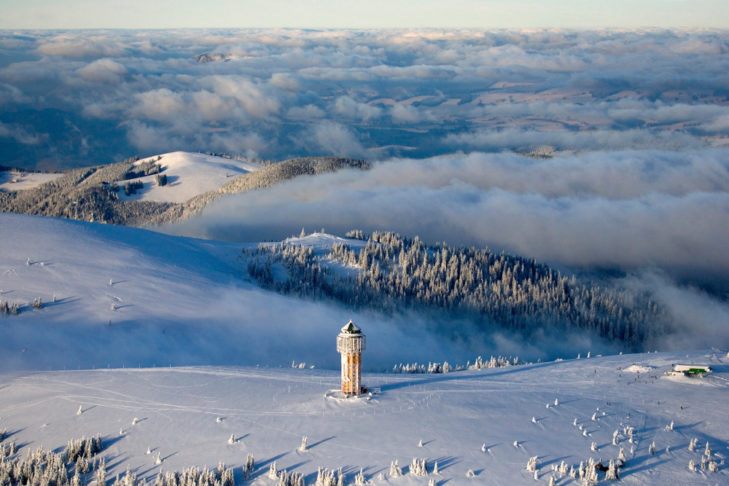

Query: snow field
<box><xmin>0</xmin><ymin>351</ymin><xmax>727</xmax><ymax>485</ymax></box>
<box><xmin>0</xmin><ymin>213</ymin><xmax>490</xmax><ymax>372</ymax></box>
<box><xmin>0</xmin><ymin>170</ymin><xmax>63</xmax><ymax>191</ymax></box>
<box><xmin>115</xmin><ymin>152</ymin><xmax>261</xmax><ymax>204</ymax></box>
<box><xmin>1</xmin><ymin>213</ymin><xmax>728</xmax><ymax>484</ymax></box>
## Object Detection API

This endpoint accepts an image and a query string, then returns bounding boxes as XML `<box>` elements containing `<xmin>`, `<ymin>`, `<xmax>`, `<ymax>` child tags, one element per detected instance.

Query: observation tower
<box><xmin>336</xmin><ymin>320</ymin><xmax>366</xmax><ymax>396</ymax></box>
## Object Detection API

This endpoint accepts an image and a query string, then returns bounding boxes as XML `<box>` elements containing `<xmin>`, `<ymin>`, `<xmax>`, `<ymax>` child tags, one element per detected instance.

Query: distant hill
<box><xmin>244</xmin><ymin>231</ymin><xmax>667</xmax><ymax>350</ymax></box>
<box><xmin>0</xmin><ymin>152</ymin><xmax>369</xmax><ymax>226</ymax></box>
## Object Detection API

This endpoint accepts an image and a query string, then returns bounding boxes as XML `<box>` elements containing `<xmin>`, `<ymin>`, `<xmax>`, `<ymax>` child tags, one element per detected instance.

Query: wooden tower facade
<box><xmin>336</xmin><ymin>320</ymin><xmax>366</xmax><ymax>396</ymax></box>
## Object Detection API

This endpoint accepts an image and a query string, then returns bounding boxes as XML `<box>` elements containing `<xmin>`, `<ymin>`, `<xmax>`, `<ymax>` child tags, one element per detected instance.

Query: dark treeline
<box><xmin>243</xmin><ymin>231</ymin><xmax>667</xmax><ymax>349</ymax></box>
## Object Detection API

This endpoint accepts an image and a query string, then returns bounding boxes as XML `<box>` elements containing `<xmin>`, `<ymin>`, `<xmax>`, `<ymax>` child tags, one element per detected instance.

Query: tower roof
<box><xmin>340</xmin><ymin>320</ymin><xmax>361</xmax><ymax>334</ymax></box>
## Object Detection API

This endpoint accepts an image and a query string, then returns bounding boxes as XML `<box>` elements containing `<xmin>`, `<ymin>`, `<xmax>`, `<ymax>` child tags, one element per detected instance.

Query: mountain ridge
<box><xmin>0</xmin><ymin>152</ymin><xmax>369</xmax><ymax>227</ymax></box>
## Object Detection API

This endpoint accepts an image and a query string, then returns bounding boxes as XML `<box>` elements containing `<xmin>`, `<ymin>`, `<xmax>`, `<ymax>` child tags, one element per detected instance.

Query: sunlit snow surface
<box><xmin>115</xmin><ymin>151</ymin><xmax>262</xmax><ymax>204</ymax></box>
<box><xmin>0</xmin><ymin>352</ymin><xmax>727</xmax><ymax>485</ymax></box>
<box><xmin>1</xmin><ymin>212</ymin><xmax>728</xmax><ymax>484</ymax></box>
<box><xmin>0</xmin><ymin>213</ymin><xmax>515</xmax><ymax>371</ymax></box>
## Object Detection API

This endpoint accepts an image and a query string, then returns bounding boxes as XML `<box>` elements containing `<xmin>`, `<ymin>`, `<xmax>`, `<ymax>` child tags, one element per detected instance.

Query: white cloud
<box><xmin>390</xmin><ymin>104</ymin><xmax>424</xmax><ymax>124</ymax></box>
<box><xmin>2</xmin><ymin>29</ymin><xmax>728</xmax><ymax>169</ymax></box>
<box><xmin>174</xmin><ymin>149</ymin><xmax>729</xmax><ymax>282</ymax></box>
<box><xmin>445</xmin><ymin>127</ymin><xmax>704</xmax><ymax>152</ymax></box>
<box><xmin>199</xmin><ymin>75</ymin><xmax>280</xmax><ymax>118</ymax></box>
<box><xmin>286</xmin><ymin>104</ymin><xmax>326</xmax><ymax>120</ymax></box>
<box><xmin>210</xmin><ymin>132</ymin><xmax>267</xmax><ymax>158</ymax></box>
<box><xmin>0</xmin><ymin>121</ymin><xmax>47</xmax><ymax>145</ymax></box>
<box><xmin>306</xmin><ymin>121</ymin><xmax>366</xmax><ymax>158</ymax></box>
<box><xmin>269</xmin><ymin>72</ymin><xmax>300</xmax><ymax>91</ymax></box>
<box><xmin>333</xmin><ymin>96</ymin><xmax>382</xmax><ymax>121</ymax></box>
<box><xmin>77</xmin><ymin>58</ymin><xmax>127</xmax><ymax>83</ymax></box>
<box><xmin>36</xmin><ymin>34</ymin><xmax>125</xmax><ymax>58</ymax></box>
<box><xmin>131</xmin><ymin>88</ymin><xmax>186</xmax><ymax>121</ymax></box>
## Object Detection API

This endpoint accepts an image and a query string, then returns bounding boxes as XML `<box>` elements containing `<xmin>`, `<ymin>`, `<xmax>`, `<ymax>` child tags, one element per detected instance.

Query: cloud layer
<box><xmin>1</xmin><ymin>29</ymin><xmax>729</xmax><ymax>168</ymax></box>
<box><xmin>165</xmin><ymin>148</ymin><xmax>729</xmax><ymax>353</ymax></box>
<box><xmin>172</xmin><ymin>149</ymin><xmax>729</xmax><ymax>282</ymax></box>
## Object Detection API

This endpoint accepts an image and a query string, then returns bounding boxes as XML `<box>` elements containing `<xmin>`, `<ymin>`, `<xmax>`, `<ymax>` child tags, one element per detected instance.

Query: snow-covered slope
<box><xmin>0</xmin><ymin>214</ymin><xmax>480</xmax><ymax>371</ymax></box>
<box><xmin>0</xmin><ymin>351</ymin><xmax>727</xmax><ymax>485</ymax></box>
<box><xmin>1</xmin><ymin>214</ymin><xmax>728</xmax><ymax>485</ymax></box>
<box><xmin>0</xmin><ymin>169</ymin><xmax>63</xmax><ymax>191</ymax></box>
<box><xmin>279</xmin><ymin>233</ymin><xmax>367</xmax><ymax>255</ymax></box>
<box><xmin>116</xmin><ymin>152</ymin><xmax>261</xmax><ymax>204</ymax></box>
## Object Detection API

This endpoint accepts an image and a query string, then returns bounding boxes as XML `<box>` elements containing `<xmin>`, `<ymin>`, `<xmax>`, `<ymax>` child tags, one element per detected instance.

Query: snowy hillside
<box><xmin>0</xmin><ymin>214</ymin><xmax>728</xmax><ymax>485</ymax></box>
<box><xmin>278</xmin><ymin>233</ymin><xmax>367</xmax><ymax>255</ymax></box>
<box><xmin>0</xmin><ymin>169</ymin><xmax>63</xmax><ymax>192</ymax></box>
<box><xmin>115</xmin><ymin>152</ymin><xmax>262</xmax><ymax>204</ymax></box>
<box><xmin>0</xmin><ymin>351</ymin><xmax>727</xmax><ymax>485</ymax></box>
<box><xmin>0</xmin><ymin>213</ymin><xmax>487</xmax><ymax>371</ymax></box>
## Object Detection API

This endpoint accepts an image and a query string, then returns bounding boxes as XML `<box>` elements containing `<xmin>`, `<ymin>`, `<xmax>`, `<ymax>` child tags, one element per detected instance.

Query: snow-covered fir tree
<box><xmin>389</xmin><ymin>460</ymin><xmax>402</xmax><ymax>478</ymax></box>
<box><xmin>242</xmin><ymin>454</ymin><xmax>255</xmax><ymax>480</ymax></box>
<box><xmin>354</xmin><ymin>468</ymin><xmax>365</xmax><ymax>486</ymax></box>
<box><xmin>410</xmin><ymin>457</ymin><xmax>428</xmax><ymax>476</ymax></box>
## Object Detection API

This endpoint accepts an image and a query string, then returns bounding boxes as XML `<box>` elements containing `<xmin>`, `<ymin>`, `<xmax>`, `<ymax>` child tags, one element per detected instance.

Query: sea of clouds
<box><xmin>1</xmin><ymin>28</ymin><xmax>728</xmax><ymax>354</ymax></box>
<box><xmin>1</xmin><ymin>29</ymin><xmax>728</xmax><ymax>168</ymax></box>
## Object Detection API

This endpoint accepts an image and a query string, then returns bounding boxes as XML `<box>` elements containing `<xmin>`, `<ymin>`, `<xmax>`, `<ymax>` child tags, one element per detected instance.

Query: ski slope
<box><xmin>0</xmin><ymin>352</ymin><xmax>727</xmax><ymax>485</ymax></box>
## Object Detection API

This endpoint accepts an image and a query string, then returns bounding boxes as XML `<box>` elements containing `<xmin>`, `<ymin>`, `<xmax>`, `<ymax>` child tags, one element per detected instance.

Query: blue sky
<box><xmin>1</xmin><ymin>0</ymin><xmax>728</xmax><ymax>29</ymax></box>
